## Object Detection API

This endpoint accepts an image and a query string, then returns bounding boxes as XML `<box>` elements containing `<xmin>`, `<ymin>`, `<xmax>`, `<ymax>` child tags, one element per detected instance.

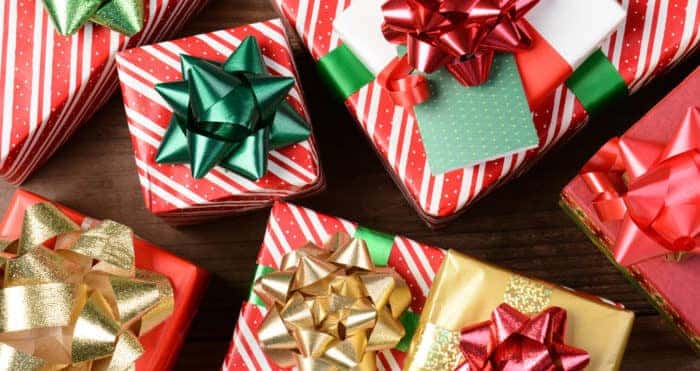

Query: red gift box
<box><xmin>273</xmin><ymin>0</ymin><xmax>700</xmax><ymax>228</ymax></box>
<box><xmin>0</xmin><ymin>0</ymin><xmax>209</xmax><ymax>185</ymax></box>
<box><xmin>0</xmin><ymin>189</ymin><xmax>210</xmax><ymax>370</ymax></box>
<box><xmin>561</xmin><ymin>67</ymin><xmax>700</xmax><ymax>353</ymax></box>
<box><xmin>117</xmin><ymin>19</ymin><xmax>324</xmax><ymax>225</ymax></box>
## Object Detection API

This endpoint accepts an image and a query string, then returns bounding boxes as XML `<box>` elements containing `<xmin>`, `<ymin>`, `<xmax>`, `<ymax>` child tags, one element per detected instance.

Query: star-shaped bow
<box><xmin>154</xmin><ymin>36</ymin><xmax>311</xmax><ymax>180</ymax></box>
<box><xmin>43</xmin><ymin>0</ymin><xmax>144</xmax><ymax>36</ymax></box>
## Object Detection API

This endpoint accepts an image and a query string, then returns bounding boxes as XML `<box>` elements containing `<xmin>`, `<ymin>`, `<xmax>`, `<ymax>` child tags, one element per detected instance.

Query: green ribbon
<box><xmin>354</xmin><ymin>226</ymin><xmax>394</xmax><ymax>267</ymax></box>
<box><xmin>317</xmin><ymin>44</ymin><xmax>375</xmax><ymax>99</ymax></box>
<box><xmin>43</xmin><ymin>0</ymin><xmax>144</xmax><ymax>36</ymax></box>
<box><xmin>566</xmin><ymin>49</ymin><xmax>628</xmax><ymax>115</ymax></box>
<box><xmin>155</xmin><ymin>36</ymin><xmax>311</xmax><ymax>180</ymax></box>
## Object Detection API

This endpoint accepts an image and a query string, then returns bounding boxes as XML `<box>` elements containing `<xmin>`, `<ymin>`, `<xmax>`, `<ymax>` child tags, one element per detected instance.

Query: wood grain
<box><xmin>3</xmin><ymin>0</ymin><xmax>700</xmax><ymax>369</ymax></box>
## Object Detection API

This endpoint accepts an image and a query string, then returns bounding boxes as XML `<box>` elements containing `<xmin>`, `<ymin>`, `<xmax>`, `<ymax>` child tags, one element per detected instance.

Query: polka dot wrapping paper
<box><xmin>0</xmin><ymin>0</ymin><xmax>210</xmax><ymax>185</ymax></box>
<box><xmin>273</xmin><ymin>0</ymin><xmax>700</xmax><ymax>228</ymax></box>
<box><xmin>116</xmin><ymin>20</ymin><xmax>324</xmax><ymax>225</ymax></box>
<box><xmin>221</xmin><ymin>201</ymin><xmax>632</xmax><ymax>371</ymax></box>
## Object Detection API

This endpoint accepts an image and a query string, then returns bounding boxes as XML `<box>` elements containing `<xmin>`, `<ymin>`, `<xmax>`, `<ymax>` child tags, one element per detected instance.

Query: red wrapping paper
<box><xmin>0</xmin><ymin>189</ymin><xmax>210</xmax><ymax>370</ymax></box>
<box><xmin>561</xmin><ymin>67</ymin><xmax>700</xmax><ymax>353</ymax></box>
<box><xmin>117</xmin><ymin>19</ymin><xmax>324</xmax><ymax>225</ymax></box>
<box><xmin>273</xmin><ymin>0</ymin><xmax>700</xmax><ymax>228</ymax></box>
<box><xmin>0</xmin><ymin>0</ymin><xmax>209</xmax><ymax>185</ymax></box>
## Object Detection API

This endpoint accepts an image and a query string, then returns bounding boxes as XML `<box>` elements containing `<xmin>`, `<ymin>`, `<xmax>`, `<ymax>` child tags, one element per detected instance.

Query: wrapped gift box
<box><xmin>222</xmin><ymin>201</ymin><xmax>632</xmax><ymax>370</ymax></box>
<box><xmin>0</xmin><ymin>189</ymin><xmax>210</xmax><ymax>370</ymax></box>
<box><xmin>117</xmin><ymin>19</ymin><xmax>324</xmax><ymax>225</ymax></box>
<box><xmin>0</xmin><ymin>0</ymin><xmax>209</xmax><ymax>185</ymax></box>
<box><xmin>561</xmin><ymin>67</ymin><xmax>700</xmax><ymax>353</ymax></box>
<box><xmin>274</xmin><ymin>0</ymin><xmax>700</xmax><ymax>228</ymax></box>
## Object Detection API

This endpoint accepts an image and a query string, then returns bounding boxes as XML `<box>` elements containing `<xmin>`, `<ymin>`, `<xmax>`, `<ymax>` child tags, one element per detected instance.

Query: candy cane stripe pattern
<box><xmin>117</xmin><ymin>20</ymin><xmax>323</xmax><ymax>225</ymax></box>
<box><xmin>274</xmin><ymin>0</ymin><xmax>700</xmax><ymax>227</ymax></box>
<box><xmin>0</xmin><ymin>0</ymin><xmax>210</xmax><ymax>185</ymax></box>
<box><xmin>223</xmin><ymin>201</ymin><xmax>446</xmax><ymax>370</ymax></box>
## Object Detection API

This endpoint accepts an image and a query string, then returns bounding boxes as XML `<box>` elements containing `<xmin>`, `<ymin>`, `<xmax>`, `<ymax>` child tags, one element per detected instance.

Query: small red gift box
<box><xmin>0</xmin><ymin>0</ymin><xmax>209</xmax><ymax>185</ymax></box>
<box><xmin>117</xmin><ymin>19</ymin><xmax>324</xmax><ymax>225</ymax></box>
<box><xmin>561</xmin><ymin>67</ymin><xmax>700</xmax><ymax>353</ymax></box>
<box><xmin>0</xmin><ymin>189</ymin><xmax>210</xmax><ymax>370</ymax></box>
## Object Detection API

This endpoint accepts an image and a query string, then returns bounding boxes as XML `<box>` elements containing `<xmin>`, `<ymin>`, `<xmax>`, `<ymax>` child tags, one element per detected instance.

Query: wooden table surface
<box><xmin>3</xmin><ymin>0</ymin><xmax>700</xmax><ymax>369</ymax></box>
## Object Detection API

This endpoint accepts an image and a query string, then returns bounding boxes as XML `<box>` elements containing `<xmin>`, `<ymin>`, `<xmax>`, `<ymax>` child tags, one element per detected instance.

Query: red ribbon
<box><xmin>580</xmin><ymin>107</ymin><xmax>700</xmax><ymax>266</ymax></box>
<box><xmin>378</xmin><ymin>0</ymin><xmax>538</xmax><ymax>107</ymax></box>
<box><xmin>459</xmin><ymin>304</ymin><xmax>590</xmax><ymax>371</ymax></box>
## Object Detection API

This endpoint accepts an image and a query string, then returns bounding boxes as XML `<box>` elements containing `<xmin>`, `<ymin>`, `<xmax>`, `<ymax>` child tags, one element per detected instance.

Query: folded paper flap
<box><xmin>412</xmin><ymin>250</ymin><xmax>633</xmax><ymax>371</ymax></box>
<box><xmin>524</xmin><ymin>0</ymin><xmax>626</xmax><ymax>69</ymax></box>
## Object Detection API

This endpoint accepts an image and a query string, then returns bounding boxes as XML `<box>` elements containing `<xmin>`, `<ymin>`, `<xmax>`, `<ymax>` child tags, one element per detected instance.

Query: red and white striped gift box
<box><xmin>0</xmin><ymin>0</ymin><xmax>209</xmax><ymax>185</ymax></box>
<box><xmin>273</xmin><ymin>0</ymin><xmax>700</xmax><ymax>228</ymax></box>
<box><xmin>221</xmin><ymin>201</ymin><xmax>446</xmax><ymax>371</ymax></box>
<box><xmin>117</xmin><ymin>19</ymin><xmax>324</xmax><ymax>225</ymax></box>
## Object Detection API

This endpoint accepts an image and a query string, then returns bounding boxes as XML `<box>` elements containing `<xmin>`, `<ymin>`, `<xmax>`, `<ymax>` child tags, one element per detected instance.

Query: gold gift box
<box><xmin>405</xmin><ymin>250</ymin><xmax>634</xmax><ymax>371</ymax></box>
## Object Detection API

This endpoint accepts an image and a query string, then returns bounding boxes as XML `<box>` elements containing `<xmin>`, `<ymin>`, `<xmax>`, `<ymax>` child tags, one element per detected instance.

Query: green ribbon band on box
<box><xmin>354</xmin><ymin>225</ymin><xmax>395</xmax><ymax>266</ymax></box>
<box><xmin>317</xmin><ymin>44</ymin><xmax>375</xmax><ymax>99</ymax></box>
<box><xmin>247</xmin><ymin>225</ymin><xmax>421</xmax><ymax>351</ymax></box>
<box><xmin>566</xmin><ymin>49</ymin><xmax>629</xmax><ymax>115</ymax></box>
<box><xmin>43</xmin><ymin>0</ymin><xmax>144</xmax><ymax>36</ymax></box>
<box><xmin>318</xmin><ymin>44</ymin><xmax>629</xmax><ymax>119</ymax></box>
<box><xmin>154</xmin><ymin>36</ymin><xmax>311</xmax><ymax>180</ymax></box>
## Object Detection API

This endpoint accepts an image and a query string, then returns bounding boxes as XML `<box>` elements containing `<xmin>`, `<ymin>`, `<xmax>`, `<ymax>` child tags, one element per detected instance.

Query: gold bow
<box><xmin>0</xmin><ymin>203</ymin><xmax>174</xmax><ymax>370</ymax></box>
<box><xmin>254</xmin><ymin>233</ymin><xmax>411</xmax><ymax>370</ymax></box>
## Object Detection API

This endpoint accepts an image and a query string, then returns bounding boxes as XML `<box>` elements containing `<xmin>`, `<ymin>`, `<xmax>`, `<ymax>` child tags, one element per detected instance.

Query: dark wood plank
<box><xmin>1</xmin><ymin>0</ymin><xmax>698</xmax><ymax>369</ymax></box>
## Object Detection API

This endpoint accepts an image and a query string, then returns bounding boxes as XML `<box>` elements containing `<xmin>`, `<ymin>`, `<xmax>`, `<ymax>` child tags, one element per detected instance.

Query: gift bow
<box><xmin>580</xmin><ymin>107</ymin><xmax>700</xmax><ymax>266</ymax></box>
<box><xmin>155</xmin><ymin>36</ymin><xmax>311</xmax><ymax>180</ymax></box>
<box><xmin>459</xmin><ymin>304</ymin><xmax>589</xmax><ymax>371</ymax></box>
<box><xmin>378</xmin><ymin>0</ymin><xmax>538</xmax><ymax>107</ymax></box>
<box><xmin>43</xmin><ymin>0</ymin><xmax>144</xmax><ymax>36</ymax></box>
<box><xmin>0</xmin><ymin>202</ymin><xmax>174</xmax><ymax>370</ymax></box>
<box><xmin>254</xmin><ymin>233</ymin><xmax>411</xmax><ymax>370</ymax></box>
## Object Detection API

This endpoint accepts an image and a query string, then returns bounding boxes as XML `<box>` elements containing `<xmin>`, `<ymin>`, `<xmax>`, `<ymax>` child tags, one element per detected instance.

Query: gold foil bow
<box><xmin>0</xmin><ymin>203</ymin><xmax>174</xmax><ymax>370</ymax></box>
<box><xmin>254</xmin><ymin>233</ymin><xmax>411</xmax><ymax>370</ymax></box>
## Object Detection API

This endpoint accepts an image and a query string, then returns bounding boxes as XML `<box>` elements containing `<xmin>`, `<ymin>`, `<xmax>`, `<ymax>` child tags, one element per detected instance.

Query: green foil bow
<box><xmin>154</xmin><ymin>36</ymin><xmax>311</xmax><ymax>180</ymax></box>
<box><xmin>43</xmin><ymin>0</ymin><xmax>145</xmax><ymax>36</ymax></box>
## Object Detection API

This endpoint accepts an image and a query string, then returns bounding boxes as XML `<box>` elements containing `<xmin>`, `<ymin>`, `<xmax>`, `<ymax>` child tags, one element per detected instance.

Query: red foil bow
<box><xmin>459</xmin><ymin>304</ymin><xmax>590</xmax><ymax>371</ymax></box>
<box><xmin>580</xmin><ymin>107</ymin><xmax>700</xmax><ymax>266</ymax></box>
<box><xmin>379</xmin><ymin>0</ymin><xmax>538</xmax><ymax>107</ymax></box>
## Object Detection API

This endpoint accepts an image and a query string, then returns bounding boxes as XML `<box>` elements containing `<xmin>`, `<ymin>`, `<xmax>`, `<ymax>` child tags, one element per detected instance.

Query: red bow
<box><xmin>580</xmin><ymin>107</ymin><xmax>700</xmax><ymax>266</ymax></box>
<box><xmin>378</xmin><ymin>0</ymin><xmax>538</xmax><ymax>107</ymax></box>
<box><xmin>459</xmin><ymin>304</ymin><xmax>589</xmax><ymax>371</ymax></box>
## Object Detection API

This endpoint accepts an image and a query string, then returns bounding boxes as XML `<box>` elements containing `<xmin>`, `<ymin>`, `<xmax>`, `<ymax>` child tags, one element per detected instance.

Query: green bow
<box><xmin>43</xmin><ymin>0</ymin><xmax>144</xmax><ymax>36</ymax></box>
<box><xmin>154</xmin><ymin>36</ymin><xmax>311</xmax><ymax>180</ymax></box>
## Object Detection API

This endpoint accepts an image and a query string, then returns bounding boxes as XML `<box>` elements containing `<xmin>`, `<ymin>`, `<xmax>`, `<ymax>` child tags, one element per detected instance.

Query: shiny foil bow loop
<box><xmin>0</xmin><ymin>202</ymin><xmax>174</xmax><ymax>370</ymax></box>
<box><xmin>43</xmin><ymin>0</ymin><xmax>145</xmax><ymax>36</ymax></box>
<box><xmin>254</xmin><ymin>233</ymin><xmax>411</xmax><ymax>370</ymax></box>
<box><xmin>580</xmin><ymin>107</ymin><xmax>700</xmax><ymax>266</ymax></box>
<box><xmin>155</xmin><ymin>36</ymin><xmax>311</xmax><ymax>180</ymax></box>
<box><xmin>378</xmin><ymin>0</ymin><xmax>539</xmax><ymax>107</ymax></box>
<box><xmin>458</xmin><ymin>304</ymin><xmax>589</xmax><ymax>371</ymax></box>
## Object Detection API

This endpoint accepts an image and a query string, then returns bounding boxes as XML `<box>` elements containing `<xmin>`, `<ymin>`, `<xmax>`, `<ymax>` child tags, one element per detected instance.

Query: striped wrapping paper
<box><xmin>221</xmin><ymin>201</ymin><xmax>628</xmax><ymax>370</ymax></box>
<box><xmin>222</xmin><ymin>201</ymin><xmax>445</xmax><ymax>370</ymax></box>
<box><xmin>117</xmin><ymin>20</ymin><xmax>324</xmax><ymax>225</ymax></box>
<box><xmin>273</xmin><ymin>0</ymin><xmax>700</xmax><ymax>227</ymax></box>
<box><xmin>0</xmin><ymin>0</ymin><xmax>209</xmax><ymax>185</ymax></box>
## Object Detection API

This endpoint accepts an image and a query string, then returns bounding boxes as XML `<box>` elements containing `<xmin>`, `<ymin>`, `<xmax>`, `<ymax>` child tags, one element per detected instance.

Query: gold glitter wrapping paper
<box><xmin>0</xmin><ymin>203</ymin><xmax>175</xmax><ymax>371</ymax></box>
<box><xmin>404</xmin><ymin>250</ymin><xmax>634</xmax><ymax>371</ymax></box>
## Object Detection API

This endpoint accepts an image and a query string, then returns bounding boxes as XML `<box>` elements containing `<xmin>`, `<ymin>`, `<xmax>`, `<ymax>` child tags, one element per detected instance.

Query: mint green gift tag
<box><xmin>414</xmin><ymin>54</ymin><xmax>538</xmax><ymax>174</ymax></box>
